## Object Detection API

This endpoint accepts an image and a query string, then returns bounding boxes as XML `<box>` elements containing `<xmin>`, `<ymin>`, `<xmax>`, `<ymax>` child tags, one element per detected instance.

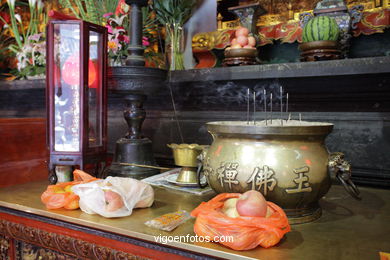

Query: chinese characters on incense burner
<box><xmin>210</xmin><ymin>162</ymin><xmax>312</xmax><ymax>196</ymax></box>
<box><xmin>200</xmin><ymin>119</ymin><xmax>338</xmax><ymax>224</ymax></box>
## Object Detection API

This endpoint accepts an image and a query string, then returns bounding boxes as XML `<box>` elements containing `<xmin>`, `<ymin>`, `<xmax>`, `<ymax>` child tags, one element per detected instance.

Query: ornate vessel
<box><xmin>200</xmin><ymin>120</ymin><xmax>359</xmax><ymax>224</ymax></box>
<box><xmin>168</xmin><ymin>143</ymin><xmax>206</xmax><ymax>184</ymax></box>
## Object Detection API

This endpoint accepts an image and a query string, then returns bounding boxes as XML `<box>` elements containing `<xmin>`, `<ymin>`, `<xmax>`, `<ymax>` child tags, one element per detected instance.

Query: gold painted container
<box><xmin>201</xmin><ymin>120</ymin><xmax>344</xmax><ymax>224</ymax></box>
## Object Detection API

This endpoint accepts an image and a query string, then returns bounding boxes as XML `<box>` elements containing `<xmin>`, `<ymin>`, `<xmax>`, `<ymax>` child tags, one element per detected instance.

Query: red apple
<box><xmin>104</xmin><ymin>190</ymin><xmax>124</xmax><ymax>212</ymax></box>
<box><xmin>235</xmin><ymin>27</ymin><xmax>249</xmax><ymax>37</ymax></box>
<box><xmin>236</xmin><ymin>190</ymin><xmax>267</xmax><ymax>217</ymax></box>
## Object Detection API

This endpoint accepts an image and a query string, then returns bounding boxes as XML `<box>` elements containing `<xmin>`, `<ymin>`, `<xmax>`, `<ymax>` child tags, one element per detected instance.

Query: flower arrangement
<box><xmin>15</xmin><ymin>32</ymin><xmax>45</xmax><ymax>78</ymax></box>
<box><xmin>0</xmin><ymin>0</ymin><xmax>165</xmax><ymax>80</ymax></box>
<box><xmin>104</xmin><ymin>4</ymin><xmax>159</xmax><ymax>67</ymax></box>
<box><xmin>59</xmin><ymin>0</ymin><xmax>120</xmax><ymax>25</ymax></box>
<box><xmin>59</xmin><ymin>0</ymin><xmax>160</xmax><ymax>67</ymax></box>
<box><xmin>0</xmin><ymin>3</ymin><xmax>13</xmax><ymax>72</ymax></box>
<box><xmin>1</xmin><ymin>0</ymin><xmax>47</xmax><ymax>79</ymax></box>
<box><xmin>152</xmin><ymin>0</ymin><xmax>196</xmax><ymax>70</ymax></box>
<box><xmin>105</xmin><ymin>12</ymin><xmax>130</xmax><ymax>65</ymax></box>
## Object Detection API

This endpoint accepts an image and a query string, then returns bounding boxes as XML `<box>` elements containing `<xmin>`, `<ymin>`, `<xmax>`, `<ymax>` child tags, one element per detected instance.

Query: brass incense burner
<box><xmin>199</xmin><ymin>120</ymin><xmax>360</xmax><ymax>224</ymax></box>
<box><xmin>168</xmin><ymin>144</ymin><xmax>207</xmax><ymax>185</ymax></box>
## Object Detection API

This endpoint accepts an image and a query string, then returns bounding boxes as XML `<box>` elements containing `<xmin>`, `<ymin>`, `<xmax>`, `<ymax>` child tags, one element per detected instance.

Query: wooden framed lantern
<box><xmin>46</xmin><ymin>17</ymin><xmax>108</xmax><ymax>184</ymax></box>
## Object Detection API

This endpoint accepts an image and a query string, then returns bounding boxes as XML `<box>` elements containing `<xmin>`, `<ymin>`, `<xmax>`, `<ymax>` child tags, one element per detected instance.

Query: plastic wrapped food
<box><xmin>72</xmin><ymin>176</ymin><xmax>154</xmax><ymax>218</ymax></box>
<box><xmin>191</xmin><ymin>193</ymin><xmax>290</xmax><ymax>250</ymax></box>
<box><xmin>41</xmin><ymin>170</ymin><xmax>97</xmax><ymax>210</ymax></box>
<box><xmin>144</xmin><ymin>210</ymin><xmax>191</xmax><ymax>231</ymax></box>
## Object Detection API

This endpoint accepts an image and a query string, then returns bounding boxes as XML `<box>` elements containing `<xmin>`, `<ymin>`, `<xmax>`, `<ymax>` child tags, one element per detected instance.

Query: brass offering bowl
<box><xmin>200</xmin><ymin>120</ymin><xmax>359</xmax><ymax>224</ymax></box>
<box><xmin>167</xmin><ymin>144</ymin><xmax>207</xmax><ymax>184</ymax></box>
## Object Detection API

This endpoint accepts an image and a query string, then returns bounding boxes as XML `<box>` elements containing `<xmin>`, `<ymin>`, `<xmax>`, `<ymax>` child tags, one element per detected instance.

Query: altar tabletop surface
<box><xmin>0</xmin><ymin>180</ymin><xmax>389</xmax><ymax>260</ymax></box>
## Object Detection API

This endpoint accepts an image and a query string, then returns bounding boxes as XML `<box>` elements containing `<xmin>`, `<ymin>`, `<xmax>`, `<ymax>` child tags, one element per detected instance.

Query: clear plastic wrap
<box><xmin>72</xmin><ymin>177</ymin><xmax>154</xmax><ymax>218</ymax></box>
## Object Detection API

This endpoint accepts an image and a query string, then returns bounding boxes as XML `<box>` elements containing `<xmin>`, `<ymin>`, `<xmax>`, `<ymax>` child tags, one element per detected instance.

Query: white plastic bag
<box><xmin>72</xmin><ymin>176</ymin><xmax>154</xmax><ymax>218</ymax></box>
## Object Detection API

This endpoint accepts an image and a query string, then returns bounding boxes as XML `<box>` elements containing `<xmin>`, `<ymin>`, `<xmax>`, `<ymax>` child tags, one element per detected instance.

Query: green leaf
<box><xmin>153</xmin><ymin>0</ymin><xmax>196</xmax><ymax>26</ymax></box>
<box><xmin>104</xmin><ymin>0</ymin><xmax>119</xmax><ymax>13</ymax></box>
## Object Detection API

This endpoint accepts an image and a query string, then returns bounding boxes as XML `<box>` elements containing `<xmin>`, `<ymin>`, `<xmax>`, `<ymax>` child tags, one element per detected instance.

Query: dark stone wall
<box><xmin>1</xmin><ymin>56</ymin><xmax>389</xmax><ymax>188</ymax></box>
<box><xmin>110</xmin><ymin>57</ymin><xmax>390</xmax><ymax>188</ymax></box>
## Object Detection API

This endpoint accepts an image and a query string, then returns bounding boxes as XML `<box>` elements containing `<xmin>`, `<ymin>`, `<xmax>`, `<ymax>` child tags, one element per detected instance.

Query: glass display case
<box><xmin>46</xmin><ymin>19</ymin><xmax>107</xmax><ymax>184</ymax></box>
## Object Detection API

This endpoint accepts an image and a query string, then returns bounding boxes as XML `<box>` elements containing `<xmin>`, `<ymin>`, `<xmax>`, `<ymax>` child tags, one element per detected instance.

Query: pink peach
<box><xmin>248</xmin><ymin>36</ymin><xmax>256</xmax><ymax>47</ymax></box>
<box><xmin>235</xmin><ymin>27</ymin><xmax>249</xmax><ymax>37</ymax></box>
<box><xmin>231</xmin><ymin>43</ymin><xmax>242</xmax><ymax>49</ymax></box>
<box><xmin>236</xmin><ymin>35</ymin><xmax>248</xmax><ymax>47</ymax></box>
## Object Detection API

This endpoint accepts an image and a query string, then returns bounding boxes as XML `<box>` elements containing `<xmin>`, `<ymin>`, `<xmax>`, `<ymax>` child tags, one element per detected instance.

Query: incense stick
<box><xmin>253</xmin><ymin>91</ymin><xmax>256</xmax><ymax>125</ymax></box>
<box><xmin>270</xmin><ymin>93</ymin><xmax>273</xmax><ymax>125</ymax></box>
<box><xmin>118</xmin><ymin>163</ymin><xmax>170</xmax><ymax>170</ymax></box>
<box><xmin>247</xmin><ymin>88</ymin><xmax>250</xmax><ymax>125</ymax></box>
<box><xmin>286</xmin><ymin>93</ymin><xmax>289</xmax><ymax>122</ymax></box>
<box><xmin>280</xmin><ymin>86</ymin><xmax>283</xmax><ymax>126</ymax></box>
<box><xmin>263</xmin><ymin>89</ymin><xmax>267</xmax><ymax>125</ymax></box>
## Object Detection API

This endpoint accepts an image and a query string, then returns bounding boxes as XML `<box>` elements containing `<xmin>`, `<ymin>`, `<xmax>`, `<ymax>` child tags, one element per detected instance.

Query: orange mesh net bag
<box><xmin>191</xmin><ymin>193</ymin><xmax>291</xmax><ymax>251</ymax></box>
<box><xmin>41</xmin><ymin>169</ymin><xmax>97</xmax><ymax>210</ymax></box>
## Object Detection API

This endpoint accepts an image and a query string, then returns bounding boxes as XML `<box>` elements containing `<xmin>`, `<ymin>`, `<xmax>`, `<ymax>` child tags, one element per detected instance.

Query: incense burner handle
<box><xmin>329</xmin><ymin>152</ymin><xmax>361</xmax><ymax>200</ymax></box>
<box><xmin>196</xmin><ymin>147</ymin><xmax>209</xmax><ymax>188</ymax></box>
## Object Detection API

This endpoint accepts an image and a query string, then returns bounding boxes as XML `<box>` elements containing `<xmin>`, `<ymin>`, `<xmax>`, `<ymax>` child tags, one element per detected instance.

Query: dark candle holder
<box><xmin>104</xmin><ymin>93</ymin><xmax>158</xmax><ymax>179</ymax></box>
<box><xmin>124</xmin><ymin>94</ymin><xmax>146</xmax><ymax>140</ymax></box>
<box><xmin>125</xmin><ymin>0</ymin><xmax>148</xmax><ymax>66</ymax></box>
<box><xmin>103</xmin><ymin>67</ymin><xmax>166</xmax><ymax>179</ymax></box>
<box><xmin>103</xmin><ymin>1</ymin><xmax>166</xmax><ymax>179</ymax></box>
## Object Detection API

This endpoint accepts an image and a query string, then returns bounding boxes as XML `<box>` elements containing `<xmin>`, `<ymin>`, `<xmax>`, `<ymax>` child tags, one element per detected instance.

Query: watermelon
<box><xmin>302</xmin><ymin>16</ymin><xmax>340</xmax><ymax>43</ymax></box>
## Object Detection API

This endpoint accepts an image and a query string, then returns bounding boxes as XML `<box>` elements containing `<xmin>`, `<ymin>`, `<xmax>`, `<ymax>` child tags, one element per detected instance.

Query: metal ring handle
<box><xmin>329</xmin><ymin>152</ymin><xmax>361</xmax><ymax>201</ymax></box>
<box><xmin>337</xmin><ymin>173</ymin><xmax>361</xmax><ymax>200</ymax></box>
<box><xmin>197</xmin><ymin>162</ymin><xmax>208</xmax><ymax>188</ymax></box>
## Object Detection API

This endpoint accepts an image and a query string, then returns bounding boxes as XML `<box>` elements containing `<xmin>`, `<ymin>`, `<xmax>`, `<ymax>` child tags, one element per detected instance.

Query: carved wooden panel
<box><xmin>15</xmin><ymin>240</ymin><xmax>77</xmax><ymax>260</ymax></box>
<box><xmin>0</xmin><ymin>219</ymin><xmax>149</xmax><ymax>260</ymax></box>
<box><xmin>0</xmin><ymin>235</ymin><xmax>10</xmax><ymax>260</ymax></box>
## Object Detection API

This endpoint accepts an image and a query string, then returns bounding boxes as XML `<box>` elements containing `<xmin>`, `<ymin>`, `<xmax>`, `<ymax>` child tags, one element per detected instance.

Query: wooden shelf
<box><xmin>170</xmin><ymin>56</ymin><xmax>390</xmax><ymax>83</ymax></box>
<box><xmin>3</xmin><ymin>56</ymin><xmax>389</xmax><ymax>86</ymax></box>
<box><xmin>0</xmin><ymin>78</ymin><xmax>45</xmax><ymax>90</ymax></box>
